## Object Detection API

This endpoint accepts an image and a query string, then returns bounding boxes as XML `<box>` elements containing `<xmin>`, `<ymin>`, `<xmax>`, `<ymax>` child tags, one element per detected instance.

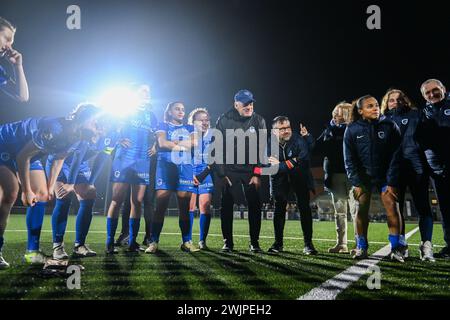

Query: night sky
<box><xmin>1</xmin><ymin>0</ymin><xmax>450</xmax><ymax>142</ymax></box>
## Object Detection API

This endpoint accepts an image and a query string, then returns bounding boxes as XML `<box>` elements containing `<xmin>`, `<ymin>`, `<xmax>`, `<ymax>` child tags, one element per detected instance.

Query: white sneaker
<box><xmin>0</xmin><ymin>252</ymin><xmax>10</xmax><ymax>269</ymax></box>
<box><xmin>144</xmin><ymin>241</ymin><xmax>158</xmax><ymax>254</ymax></box>
<box><xmin>419</xmin><ymin>241</ymin><xmax>435</xmax><ymax>262</ymax></box>
<box><xmin>181</xmin><ymin>241</ymin><xmax>200</xmax><ymax>252</ymax></box>
<box><xmin>73</xmin><ymin>244</ymin><xmax>97</xmax><ymax>257</ymax></box>
<box><xmin>53</xmin><ymin>243</ymin><xmax>69</xmax><ymax>260</ymax></box>
<box><xmin>24</xmin><ymin>250</ymin><xmax>47</xmax><ymax>265</ymax></box>
<box><xmin>198</xmin><ymin>240</ymin><xmax>207</xmax><ymax>250</ymax></box>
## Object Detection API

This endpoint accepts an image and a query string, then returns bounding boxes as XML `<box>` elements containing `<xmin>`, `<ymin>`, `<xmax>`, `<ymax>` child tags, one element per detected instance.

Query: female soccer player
<box><xmin>0</xmin><ymin>16</ymin><xmax>29</xmax><ymax>102</ymax></box>
<box><xmin>146</xmin><ymin>102</ymin><xmax>198</xmax><ymax>253</ymax></box>
<box><xmin>344</xmin><ymin>95</ymin><xmax>404</xmax><ymax>261</ymax></box>
<box><xmin>188</xmin><ymin>108</ymin><xmax>213</xmax><ymax>249</ymax></box>
<box><xmin>105</xmin><ymin>85</ymin><xmax>158</xmax><ymax>254</ymax></box>
<box><xmin>381</xmin><ymin>89</ymin><xmax>435</xmax><ymax>261</ymax></box>
<box><xmin>0</xmin><ymin>103</ymin><xmax>102</xmax><ymax>268</ymax></box>
<box><xmin>47</xmin><ymin>123</ymin><xmax>125</xmax><ymax>259</ymax></box>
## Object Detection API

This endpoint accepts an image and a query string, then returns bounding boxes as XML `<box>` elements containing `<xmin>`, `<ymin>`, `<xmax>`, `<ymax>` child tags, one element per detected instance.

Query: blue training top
<box><xmin>156</xmin><ymin>122</ymin><xmax>194</xmax><ymax>164</ymax></box>
<box><xmin>114</xmin><ymin>108</ymin><xmax>158</xmax><ymax>161</ymax></box>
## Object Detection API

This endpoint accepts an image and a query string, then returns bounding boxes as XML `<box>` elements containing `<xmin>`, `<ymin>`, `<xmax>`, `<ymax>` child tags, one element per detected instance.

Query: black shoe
<box><xmin>268</xmin><ymin>243</ymin><xmax>283</xmax><ymax>253</ymax></box>
<box><xmin>303</xmin><ymin>243</ymin><xmax>318</xmax><ymax>255</ymax></box>
<box><xmin>105</xmin><ymin>244</ymin><xmax>118</xmax><ymax>255</ymax></box>
<box><xmin>142</xmin><ymin>237</ymin><xmax>151</xmax><ymax>246</ymax></box>
<box><xmin>126</xmin><ymin>241</ymin><xmax>141</xmax><ymax>253</ymax></box>
<box><xmin>115</xmin><ymin>233</ymin><xmax>129</xmax><ymax>247</ymax></box>
<box><xmin>249</xmin><ymin>243</ymin><xmax>263</xmax><ymax>253</ymax></box>
<box><xmin>221</xmin><ymin>244</ymin><xmax>233</xmax><ymax>252</ymax></box>
<box><xmin>436</xmin><ymin>246</ymin><xmax>450</xmax><ymax>259</ymax></box>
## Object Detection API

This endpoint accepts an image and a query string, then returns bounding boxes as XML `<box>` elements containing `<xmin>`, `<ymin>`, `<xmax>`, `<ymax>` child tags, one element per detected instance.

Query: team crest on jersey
<box><xmin>0</xmin><ymin>152</ymin><xmax>10</xmax><ymax>161</ymax></box>
<box><xmin>444</xmin><ymin>109</ymin><xmax>450</xmax><ymax>116</ymax></box>
<box><xmin>104</xmin><ymin>138</ymin><xmax>111</xmax><ymax>146</ymax></box>
<box><xmin>249</xmin><ymin>126</ymin><xmax>256</xmax><ymax>133</ymax></box>
<box><xmin>157</xmin><ymin>178</ymin><xmax>163</xmax><ymax>186</ymax></box>
<box><xmin>41</xmin><ymin>131</ymin><xmax>53</xmax><ymax>141</ymax></box>
<box><xmin>288</xmin><ymin>150</ymin><xmax>293</xmax><ymax>157</ymax></box>
<box><xmin>114</xmin><ymin>171</ymin><xmax>121</xmax><ymax>178</ymax></box>
<box><xmin>378</xmin><ymin>131</ymin><xmax>385</xmax><ymax>139</ymax></box>
<box><xmin>401</xmin><ymin>119</ymin><xmax>408</xmax><ymax>125</ymax></box>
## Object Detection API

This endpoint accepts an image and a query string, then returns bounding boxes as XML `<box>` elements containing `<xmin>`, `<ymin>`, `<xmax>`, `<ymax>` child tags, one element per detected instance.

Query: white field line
<box><xmin>298</xmin><ymin>227</ymin><xmax>420</xmax><ymax>300</ymax></box>
<box><xmin>4</xmin><ymin>227</ymin><xmax>442</xmax><ymax>247</ymax></box>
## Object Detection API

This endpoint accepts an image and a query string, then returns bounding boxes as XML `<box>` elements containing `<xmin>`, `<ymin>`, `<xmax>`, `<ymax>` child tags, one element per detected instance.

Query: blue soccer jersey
<box><xmin>111</xmin><ymin>108</ymin><xmax>158</xmax><ymax>185</ymax></box>
<box><xmin>192</xmin><ymin>130</ymin><xmax>214</xmax><ymax>194</ymax></box>
<box><xmin>155</xmin><ymin>122</ymin><xmax>195</xmax><ymax>192</ymax></box>
<box><xmin>47</xmin><ymin>129</ymin><xmax>120</xmax><ymax>184</ymax></box>
<box><xmin>0</xmin><ymin>117</ymin><xmax>83</xmax><ymax>171</ymax></box>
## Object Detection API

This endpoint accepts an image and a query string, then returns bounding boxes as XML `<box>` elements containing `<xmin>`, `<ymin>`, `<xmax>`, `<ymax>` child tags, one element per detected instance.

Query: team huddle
<box><xmin>0</xmin><ymin>16</ymin><xmax>450</xmax><ymax>270</ymax></box>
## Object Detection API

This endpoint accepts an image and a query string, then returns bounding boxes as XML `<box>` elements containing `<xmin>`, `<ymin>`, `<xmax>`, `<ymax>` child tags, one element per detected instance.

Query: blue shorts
<box><xmin>111</xmin><ymin>157</ymin><xmax>150</xmax><ymax>185</ymax></box>
<box><xmin>192</xmin><ymin>166</ymin><xmax>214</xmax><ymax>195</ymax></box>
<box><xmin>0</xmin><ymin>152</ymin><xmax>44</xmax><ymax>172</ymax></box>
<box><xmin>46</xmin><ymin>160</ymin><xmax>91</xmax><ymax>184</ymax></box>
<box><xmin>155</xmin><ymin>159</ymin><xmax>194</xmax><ymax>192</ymax></box>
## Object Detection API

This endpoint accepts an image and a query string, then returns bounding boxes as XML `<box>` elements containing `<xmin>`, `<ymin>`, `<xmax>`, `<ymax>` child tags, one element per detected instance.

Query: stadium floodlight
<box><xmin>96</xmin><ymin>85</ymin><xmax>143</xmax><ymax>117</ymax></box>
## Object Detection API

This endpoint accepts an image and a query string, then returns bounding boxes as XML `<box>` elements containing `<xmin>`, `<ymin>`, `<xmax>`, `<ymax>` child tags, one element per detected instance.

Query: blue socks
<box><xmin>419</xmin><ymin>215</ymin><xmax>433</xmax><ymax>242</ymax></box>
<box><xmin>188</xmin><ymin>211</ymin><xmax>195</xmax><ymax>241</ymax></box>
<box><xmin>389</xmin><ymin>234</ymin><xmax>400</xmax><ymax>249</ymax></box>
<box><xmin>199</xmin><ymin>213</ymin><xmax>211</xmax><ymax>242</ymax></box>
<box><xmin>129</xmin><ymin>218</ymin><xmax>141</xmax><ymax>245</ymax></box>
<box><xmin>26</xmin><ymin>201</ymin><xmax>47</xmax><ymax>251</ymax></box>
<box><xmin>179</xmin><ymin>216</ymin><xmax>190</xmax><ymax>243</ymax></box>
<box><xmin>399</xmin><ymin>234</ymin><xmax>407</xmax><ymax>247</ymax></box>
<box><xmin>52</xmin><ymin>198</ymin><xmax>72</xmax><ymax>244</ymax></box>
<box><xmin>150</xmin><ymin>222</ymin><xmax>163</xmax><ymax>243</ymax></box>
<box><xmin>106</xmin><ymin>217</ymin><xmax>118</xmax><ymax>247</ymax></box>
<box><xmin>356</xmin><ymin>235</ymin><xmax>368</xmax><ymax>250</ymax></box>
<box><xmin>75</xmin><ymin>199</ymin><xmax>95</xmax><ymax>246</ymax></box>
<box><xmin>0</xmin><ymin>236</ymin><xmax>4</xmax><ymax>252</ymax></box>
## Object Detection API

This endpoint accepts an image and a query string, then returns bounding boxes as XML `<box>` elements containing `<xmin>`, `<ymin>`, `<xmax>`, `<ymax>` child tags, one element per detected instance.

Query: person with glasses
<box><xmin>267</xmin><ymin>116</ymin><xmax>317</xmax><ymax>255</ymax></box>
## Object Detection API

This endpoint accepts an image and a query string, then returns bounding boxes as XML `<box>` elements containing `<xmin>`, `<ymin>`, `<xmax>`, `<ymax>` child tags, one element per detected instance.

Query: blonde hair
<box><xmin>0</xmin><ymin>17</ymin><xmax>16</xmax><ymax>33</ymax></box>
<box><xmin>187</xmin><ymin>107</ymin><xmax>209</xmax><ymax>125</ymax></box>
<box><xmin>420</xmin><ymin>79</ymin><xmax>445</xmax><ymax>95</ymax></box>
<box><xmin>380</xmin><ymin>89</ymin><xmax>414</xmax><ymax>115</ymax></box>
<box><xmin>332</xmin><ymin>101</ymin><xmax>353</xmax><ymax>123</ymax></box>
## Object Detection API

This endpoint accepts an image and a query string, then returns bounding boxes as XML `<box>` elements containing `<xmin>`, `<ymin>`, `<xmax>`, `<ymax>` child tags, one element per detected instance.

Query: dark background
<box><xmin>2</xmin><ymin>0</ymin><xmax>450</xmax><ymax>132</ymax></box>
<box><xmin>1</xmin><ymin>0</ymin><xmax>450</xmax><ymax>207</ymax></box>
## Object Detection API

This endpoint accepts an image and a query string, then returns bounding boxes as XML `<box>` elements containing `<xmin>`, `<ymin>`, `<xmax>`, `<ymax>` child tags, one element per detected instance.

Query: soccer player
<box><xmin>381</xmin><ymin>89</ymin><xmax>435</xmax><ymax>261</ymax></box>
<box><xmin>189</xmin><ymin>108</ymin><xmax>214</xmax><ymax>250</ymax></box>
<box><xmin>268</xmin><ymin>116</ymin><xmax>317</xmax><ymax>255</ymax></box>
<box><xmin>146</xmin><ymin>102</ymin><xmax>198</xmax><ymax>253</ymax></box>
<box><xmin>105</xmin><ymin>85</ymin><xmax>157</xmax><ymax>254</ymax></box>
<box><xmin>315</xmin><ymin>103</ymin><xmax>357</xmax><ymax>254</ymax></box>
<box><xmin>344</xmin><ymin>95</ymin><xmax>404</xmax><ymax>262</ymax></box>
<box><xmin>416</xmin><ymin>79</ymin><xmax>450</xmax><ymax>259</ymax></box>
<box><xmin>0</xmin><ymin>103</ymin><xmax>103</xmax><ymax>268</ymax></box>
<box><xmin>0</xmin><ymin>17</ymin><xmax>29</xmax><ymax>102</ymax></box>
<box><xmin>47</xmin><ymin>123</ymin><xmax>123</xmax><ymax>259</ymax></box>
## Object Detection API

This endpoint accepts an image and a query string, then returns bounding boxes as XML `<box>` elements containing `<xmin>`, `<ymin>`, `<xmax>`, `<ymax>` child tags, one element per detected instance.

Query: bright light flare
<box><xmin>96</xmin><ymin>86</ymin><xmax>142</xmax><ymax>117</ymax></box>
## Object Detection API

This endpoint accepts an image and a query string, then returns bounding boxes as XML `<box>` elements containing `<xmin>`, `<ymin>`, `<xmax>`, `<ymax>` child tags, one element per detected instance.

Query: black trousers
<box><xmin>272</xmin><ymin>175</ymin><xmax>312</xmax><ymax>246</ymax></box>
<box><xmin>398</xmin><ymin>167</ymin><xmax>433</xmax><ymax>239</ymax></box>
<box><xmin>220</xmin><ymin>171</ymin><xmax>262</xmax><ymax>247</ymax></box>
<box><xmin>432</xmin><ymin>174</ymin><xmax>450</xmax><ymax>246</ymax></box>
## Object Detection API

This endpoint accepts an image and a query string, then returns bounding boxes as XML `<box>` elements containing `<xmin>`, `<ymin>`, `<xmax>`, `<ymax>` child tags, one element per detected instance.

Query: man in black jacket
<box><xmin>215</xmin><ymin>89</ymin><xmax>267</xmax><ymax>252</ymax></box>
<box><xmin>416</xmin><ymin>79</ymin><xmax>450</xmax><ymax>258</ymax></box>
<box><xmin>267</xmin><ymin>116</ymin><xmax>317</xmax><ymax>255</ymax></box>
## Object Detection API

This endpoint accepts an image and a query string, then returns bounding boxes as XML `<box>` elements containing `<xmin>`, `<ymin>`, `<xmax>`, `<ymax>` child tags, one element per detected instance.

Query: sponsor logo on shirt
<box><xmin>0</xmin><ymin>152</ymin><xmax>10</xmax><ymax>161</ymax></box>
